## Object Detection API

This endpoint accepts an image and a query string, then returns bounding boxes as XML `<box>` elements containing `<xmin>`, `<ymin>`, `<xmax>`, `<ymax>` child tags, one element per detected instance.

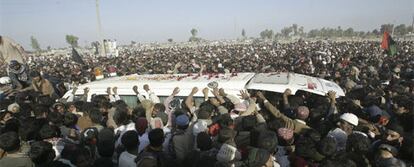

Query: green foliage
<box><xmin>260</xmin><ymin>29</ymin><xmax>274</xmax><ymax>39</ymax></box>
<box><xmin>269</xmin><ymin>23</ymin><xmax>412</xmax><ymax>39</ymax></box>
<box><xmin>190</xmin><ymin>28</ymin><xmax>198</xmax><ymax>37</ymax></box>
<box><xmin>65</xmin><ymin>34</ymin><xmax>79</xmax><ymax>47</ymax></box>
<box><xmin>30</xmin><ymin>36</ymin><xmax>41</xmax><ymax>51</ymax></box>
<box><xmin>380</xmin><ymin>24</ymin><xmax>394</xmax><ymax>34</ymax></box>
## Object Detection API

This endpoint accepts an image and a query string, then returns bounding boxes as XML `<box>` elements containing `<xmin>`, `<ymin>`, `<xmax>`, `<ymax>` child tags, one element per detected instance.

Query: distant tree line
<box><xmin>259</xmin><ymin>23</ymin><xmax>414</xmax><ymax>40</ymax></box>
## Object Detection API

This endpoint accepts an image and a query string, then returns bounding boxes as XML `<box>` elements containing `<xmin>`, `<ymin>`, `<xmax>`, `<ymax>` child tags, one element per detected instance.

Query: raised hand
<box><xmin>133</xmin><ymin>85</ymin><xmax>139</xmax><ymax>94</ymax></box>
<box><xmin>106</xmin><ymin>87</ymin><xmax>112</xmax><ymax>95</ymax></box>
<box><xmin>83</xmin><ymin>87</ymin><xmax>90</xmax><ymax>95</ymax></box>
<box><xmin>191</xmin><ymin>87</ymin><xmax>199</xmax><ymax>95</ymax></box>
<box><xmin>143</xmin><ymin>84</ymin><xmax>150</xmax><ymax>92</ymax></box>
<box><xmin>256</xmin><ymin>91</ymin><xmax>266</xmax><ymax>100</ymax></box>
<box><xmin>219</xmin><ymin>88</ymin><xmax>227</xmax><ymax>97</ymax></box>
<box><xmin>202</xmin><ymin>87</ymin><xmax>209</xmax><ymax>96</ymax></box>
<box><xmin>327</xmin><ymin>91</ymin><xmax>336</xmax><ymax>100</ymax></box>
<box><xmin>238</xmin><ymin>90</ymin><xmax>250</xmax><ymax>100</ymax></box>
<box><xmin>209</xmin><ymin>98</ymin><xmax>220</xmax><ymax>107</ymax></box>
<box><xmin>283</xmin><ymin>88</ymin><xmax>292</xmax><ymax>97</ymax></box>
<box><xmin>172</xmin><ymin>87</ymin><xmax>180</xmax><ymax>95</ymax></box>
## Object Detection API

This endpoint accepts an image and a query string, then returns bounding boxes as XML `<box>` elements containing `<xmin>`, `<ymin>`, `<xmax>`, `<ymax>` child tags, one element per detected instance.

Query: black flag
<box><xmin>72</xmin><ymin>47</ymin><xmax>85</xmax><ymax>65</ymax></box>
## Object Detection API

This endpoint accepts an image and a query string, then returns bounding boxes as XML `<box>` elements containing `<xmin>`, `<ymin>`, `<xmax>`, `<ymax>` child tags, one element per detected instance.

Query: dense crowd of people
<box><xmin>0</xmin><ymin>40</ymin><xmax>413</xmax><ymax>167</ymax></box>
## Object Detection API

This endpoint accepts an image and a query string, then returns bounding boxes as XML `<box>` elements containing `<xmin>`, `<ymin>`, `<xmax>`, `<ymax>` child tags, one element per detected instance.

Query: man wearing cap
<box><xmin>327</xmin><ymin>113</ymin><xmax>359</xmax><ymax>151</ymax></box>
<box><xmin>7</xmin><ymin>60</ymin><xmax>30</xmax><ymax>90</ymax></box>
<box><xmin>257</xmin><ymin>91</ymin><xmax>311</xmax><ymax>134</ymax></box>
<box><xmin>170</xmin><ymin>114</ymin><xmax>194</xmax><ymax>165</ymax></box>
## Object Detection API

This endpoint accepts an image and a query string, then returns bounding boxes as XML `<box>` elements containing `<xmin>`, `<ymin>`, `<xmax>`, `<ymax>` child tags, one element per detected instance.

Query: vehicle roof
<box><xmin>66</xmin><ymin>73</ymin><xmax>255</xmax><ymax>97</ymax></box>
<box><xmin>246</xmin><ymin>73</ymin><xmax>345</xmax><ymax>97</ymax></box>
<box><xmin>63</xmin><ymin>72</ymin><xmax>345</xmax><ymax>100</ymax></box>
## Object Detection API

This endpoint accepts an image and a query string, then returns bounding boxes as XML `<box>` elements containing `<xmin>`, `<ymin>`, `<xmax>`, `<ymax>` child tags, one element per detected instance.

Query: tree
<box><xmin>344</xmin><ymin>28</ymin><xmax>354</xmax><ymax>37</ymax></box>
<box><xmin>337</xmin><ymin>26</ymin><xmax>343</xmax><ymax>37</ymax></box>
<box><xmin>131</xmin><ymin>41</ymin><xmax>136</xmax><ymax>46</ymax></box>
<box><xmin>292</xmin><ymin>24</ymin><xmax>298</xmax><ymax>36</ymax></box>
<box><xmin>189</xmin><ymin>28</ymin><xmax>200</xmax><ymax>42</ymax></box>
<box><xmin>241</xmin><ymin>29</ymin><xmax>246</xmax><ymax>38</ymax></box>
<box><xmin>168</xmin><ymin>38</ymin><xmax>173</xmax><ymax>43</ymax></box>
<box><xmin>394</xmin><ymin>24</ymin><xmax>407</xmax><ymax>36</ymax></box>
<box><xmin>372</xmin><ymin>29</ymin><xmax>380</xmax><ymax>36</ymax></box>
<box><xmin>308</xmin><ymin>29</ymin><xmax>319</xmax><ymax>38</ymax></box>
<box><xmin>190</xmin><ymin>28</ymin><xmax>198</xmax><ymax>37</ymax></box>
<box><xmin>298</xmin><ymin>26</ymin><xmax>304</xmax><ymax>36</ymax></box>
<box><xmin>380</xmin><ymin>24</ymin><xmax>394</xmax><ymax>34</ymax></box>
<box><xmin>260</xmin><ymin>30</ymin><xmax>267</xmax><ymax>39</ymax></box>
<box><xmin>260</xmin><ymin>29</ymin><xmax>274</xmax><ymax>40</ymax></box>
<box><xmin>65</xmin><ymin>35</ymin><xmax>79</xmax><ymax>47</ymax></box>
<box><xmin>30</xmin><ymin>36</ymin><xmax>41</xmax><ymax>51</ymax></box>
<box><xmin>281</xmin><ymin>27</ymin><xmax>293</xmax><ymax>38</ymax></box>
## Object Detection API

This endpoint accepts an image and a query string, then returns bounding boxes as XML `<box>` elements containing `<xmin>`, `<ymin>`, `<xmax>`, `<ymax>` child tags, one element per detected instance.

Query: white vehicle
<box><xmin>62</xmin><ymin>72</ymin><xmax>345</xmax><ymax>107</ymax></box>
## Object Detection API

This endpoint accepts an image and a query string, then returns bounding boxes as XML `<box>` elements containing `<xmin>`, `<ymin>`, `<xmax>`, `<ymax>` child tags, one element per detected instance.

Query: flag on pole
<box><xmin>381</xmin><ymin>31</ymin><xmax>397</xmax><ymax>56</ymax></box>
<box><xmin>72</xmin><ymin>47</ymin><xmax>85</xmax><ymax>65</ymax></box>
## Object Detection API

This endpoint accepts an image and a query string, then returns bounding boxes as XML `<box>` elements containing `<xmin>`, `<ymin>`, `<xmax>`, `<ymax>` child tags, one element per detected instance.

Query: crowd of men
<box><xmin>0</xmin><ymin>40</ymin><xmax>413</xmax><ymax>167</ymax></box>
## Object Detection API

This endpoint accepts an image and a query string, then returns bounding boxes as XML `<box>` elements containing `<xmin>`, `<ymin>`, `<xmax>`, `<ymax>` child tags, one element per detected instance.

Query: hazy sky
<box><xmin>1</xmin><ymin>0</ymin><xmax>413</xmax><ymax>49</ymax></box>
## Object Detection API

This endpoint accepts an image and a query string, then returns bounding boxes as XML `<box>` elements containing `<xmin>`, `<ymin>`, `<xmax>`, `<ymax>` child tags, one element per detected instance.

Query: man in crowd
<box><xmin>0</xmin><ymin>40</ymin><xmax>412</xmax><ymax>167</ymax></box>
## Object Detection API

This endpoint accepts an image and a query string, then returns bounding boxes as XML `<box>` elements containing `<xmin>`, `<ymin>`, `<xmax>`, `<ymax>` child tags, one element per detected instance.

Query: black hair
<box><xmin>80</xmin><ymin>102</ymin><xmax>96</xmax><ymax>115</ymax></box>
<box><xmin>241</xmin><ymin>115</ymin><xmax>257</xmax><ymax>131</ymax></box>
<box><xmin>38</xmin><ymin>124</ymin><xmax>59</xmax><ymax>140</ymax></box>
<box><xmin>63</xmin><ymin>113</ymin><xmax>78</xmax><ymax>127</ymax></box>
<box><xmin>93</xmin><ymin>157</ymin><xmax>114</xmax><ymax>167</ymax></box>
<box><xmin>393</xmin><ymin>95</ymin><xmax>413</xmax><ymax>111</ymax></box>
<box><xmin>33</xmin><ymin>105</ymin><xmax>49</xmax><ymax>118</ymax></box>
<box><xmin>29</xmin><ymin>141</ymin><xmax>55</xmax><ymax>165</ymax></box>
<box><xmin>318</xmin><ymin>136</ymin><xmax>337</xmax><ymax>157</ymax></box>
<box><xmin>30</xmin><ymin>71</ymin><xmax>41</xmax><ymax>78</ymax></box>
<box><xmin>197</xmin><ymin>132</ymin><xmax>212</xmax><ymax>151</ymax></box>
<box><xmin>246</xmin><ymin>148</ymin><xmax>271</xmax><ymax>167</ymax></box>
<box><xmin>121</xmin><ymin>130</ymin><xmax>139</xmax><ymax>151</ymax></box>
<box><xmin>218</xmin><ymin>113</ymin><xmax>233</xmax><ymax>128</ymax></box>
<box><xmin>0</xmin><ymin>131</ymin><xmax>20</xmax><ymax>152</ymax></box>
<box><xmin>112</xmin><ymin>100</ymin><xmax>128</xmax><ymax>109</ymax></box>
<box><xmin>113</xmin><ymin>107</ymin><xmax>130</xmax><ymax>126</ymax></box>
<box><xmin>131</xmin><ymin>106</ymin><xmax>146</xmax><ymax>121</ymax></box>
<box><xmin>97</xmin><ymin>128</ymin><xmax>115</xmax><ymax>158</ymax></box>
<box><xmin>199</xmin><ymin>101</ymin><xmax>216</xmax><ymax>114</ymax></box>
<box><xmin>386</xmin><ymin>121</ymin><xmax>404</xmax><ymax>136</ymax></box>
<box><xmin>153</xmin><ymin>103</ymin><xmax>166</xmax><ymax>113</ymax></box>
<box><xmin>148</xmin><ymin>128</ymin><xmax>164</xmax><ymax>147</ymax></box>
<box><xmin>36</xmin><ymin>95</ymin><xmax>55</xmax><ymax>107</ymax></box>
<box><xmin>197</xmin><ymin>108</ymin><xmax>212</xmax><ymax>120</ymax></box>
<box><xmin>18</xmin><ymin>118</ymin><xmax>39</xmax><ymax>141</ymax></box>
<box><xmin>257</xmin><ymin>130</ymin><xmax>278</xmax><ymax>154</ymax></box>
<box><xmin>2</xmin><ymin>118</ymin><xmax>20</xmax><ymax>134</ymax></box>
<box><xmin>400</xmin><ymin>136</ymin><xmax>413</xmax><ymax>162</ymax></box>
<box><xmin>74</xmin><ymin>146</ymin><xmax>92</xmax><ymax>167</ymax></box>
<box><xmin>47</xmin><ymin>111</ymin><xmax>63</xmax><ymax>126</ymax></box>
<box><xmin>346</xmin><ymin>133</ymin><xmax>370</xmax><ymax>154</ymax></box>
<box><xmin>89</xmin><ymin>109</ymin><xmax>103</xmax><ymax>124</ymax></box>
<box><xmin>218</xmin><ymin>128</ymin><xmax>236</xmax><ymax>144</ymax></box>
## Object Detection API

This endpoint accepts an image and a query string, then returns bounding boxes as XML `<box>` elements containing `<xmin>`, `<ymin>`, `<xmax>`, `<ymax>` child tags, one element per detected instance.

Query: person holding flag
<box><xmin>381</xmin><ymin>31</ymin><xmax>397</xmax><ymax>56</ymax></box>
